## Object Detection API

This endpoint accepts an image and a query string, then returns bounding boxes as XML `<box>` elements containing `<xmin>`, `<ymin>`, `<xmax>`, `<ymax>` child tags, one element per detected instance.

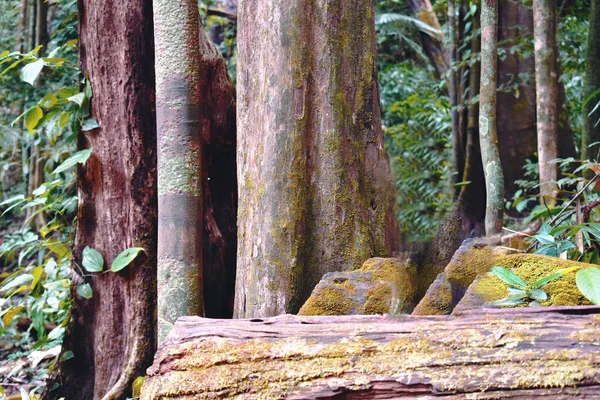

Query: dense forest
<box><xmin>0</xmin><ymin>0</ymin><xmax>599</xmax><ymax>398</ymax></box>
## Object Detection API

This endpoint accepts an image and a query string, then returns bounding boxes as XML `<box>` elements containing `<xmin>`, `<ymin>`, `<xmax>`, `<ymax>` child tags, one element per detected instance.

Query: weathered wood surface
<box><xmin>141</xmin><ymin>306</ymin><xmax>600</xmax><ymax>399</ymax></box>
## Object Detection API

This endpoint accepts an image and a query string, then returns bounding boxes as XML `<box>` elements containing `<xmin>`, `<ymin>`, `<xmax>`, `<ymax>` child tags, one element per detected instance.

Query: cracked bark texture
<box><xmin>479</xmin><ymin>0</ymin><xmax>504</xmax><ymax>235</ymax></box>
<box><xmin>44</xmin><ymin>0</ymin><xmax>157</xmax><ymax>398</ymax></box>
<box><xmin>235</xmin><ymin>0</ymin><xmax>400</xmax><ymax>318</ymax></box>
<box><xmin>154</xmin><ymin>0</ymin><xmax>205</xmax><ymax>343</ymax></box>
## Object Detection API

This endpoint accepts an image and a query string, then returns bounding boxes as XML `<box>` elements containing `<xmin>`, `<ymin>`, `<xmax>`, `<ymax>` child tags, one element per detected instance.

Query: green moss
<box><xmin>297</xmin><ymin>285</ymin><xmax>357</xmax><ymax>316</ymax></box>
<box><xmin>363</xmin><ymin>284</ymin><xmax>392</xmax><ymax>314</ymax></box>
<box><xmin>472</xmin><ymin>254</ymin><xmax>594</xmax><ymax>306</ymax></box>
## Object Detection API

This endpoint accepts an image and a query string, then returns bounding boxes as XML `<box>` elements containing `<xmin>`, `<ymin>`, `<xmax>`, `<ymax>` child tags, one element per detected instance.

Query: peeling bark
<box><xmin>43</xmin><ymin>0</ymin><xmax>158</xmax><ymax>398</ymax></box>
<box><xmin>154</xmin><ymin>0</ymin><xmax>205</xmax><ymax>342</ymax></box>
<box><xmin>235</xmin><ymin>0</ymin><xmax>400</xmax><ymax>318</ymax></box>
<box><xmin>479</xmin><ymin>0</ymin><xmax>504</xmax><ymax>235</ymax></box>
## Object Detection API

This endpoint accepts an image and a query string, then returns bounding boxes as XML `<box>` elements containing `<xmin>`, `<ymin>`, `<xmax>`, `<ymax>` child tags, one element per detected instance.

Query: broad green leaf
<box><xmin>60</xmin><ymin>350</ymin><xmax>75</xmax><ymax>361</ymax></box>
<box><xmin>20</xmin><ymin>58</ymin><xmax>45</xmax><ymax>86</ymax></box>
<box><xmin>40</xmin><ymin>93</ymin><xmax>58</xmax><ymax>109</ymax></box>
<box><xmin>53</xmin><ymin>148</ymin><xmax>93</xmax><ymax>174</ymax></box>
<box><xmin>533</xmin><ymin>233</ymin><xmax>555</xmax><ymax>245</ymax></box>
<box><xmin>531</xmin><ymin>272</ymin><xmax>563</xmax><ymax>289</ymax></box>
<box><xmin>0</xmin><ymin>59</ymin><xmax>23</xmax><ymax>76</ymax></box>
<box><xmin>76</xmin><ymin>283</ymin><xmax>93</xmax><ymax>299</ymax></box>
<box><xmin>493</xmin><ymin>296</ymin><xmax>526</xmax><ymax>307</ymax></box>
<box><xmin>81</xmin><ymin>118</ymin><xmax>100</xmax><ymax>131</ymax></box>
<box><xmin>528</xmin><ymin>289</ymin><xmax>548</xmax><ymax>301</ymax></box>
<box><xmin>0</xmin><ymin>273</ymin><xmax>34</xmax><ymax>292</ymax></box>
<box><xmin>65</xmin><ymin>39</ymin><xmax>78</xmax><ymax>47</ymax></box>
<box><xmin>32</xmin><ymin>184</ymin><xmax>47</xmax><ymax>197</ymax></box>
<box><xmin>20</xmin><ymin>387</ymin><xmax>31</xmax><ymax>400</ymax></box>
<box><xmin>576</xmin><ymin>267</ymin><xmax>600</xmax><ymax>305</ymax></box>
<box><xmin>82</xmin><ymin>246</ymin><xmax>104</xmax><ymax>272</ymax></box>
<box><xmin>47</xmin><ymin>325</ymin><xmax>65</xmax><ymax>341</ymax></box>
<box><xmin>110</xmin><ymin>247</ymin><xmax>145</xmax><ymax>272</ymax></box>
<box><xmin>25</xmin><ymin>106</ymin><xmax>44</xmax><ymax>133</ymax></box>
<box><xmin>490</xmin><ymin>266</ymin><xmax>528</xmax><ymax>289</ymax></box>
<box><xmin>57</xmin><ymin>87</ymin><xmax>78</xmax><ymax>98</ymax></box>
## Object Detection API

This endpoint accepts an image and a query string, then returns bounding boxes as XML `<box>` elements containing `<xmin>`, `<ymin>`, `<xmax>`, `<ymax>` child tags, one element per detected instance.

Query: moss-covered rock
<box><xmin>412</xmin><ymin>238</ymin><xmax>504</xmax><ymax>315</ymax></box>
<box><xmin>298</xmin><ymin>257</ymin><xmax>418</xmax><ymax>316</ymax></box>
<box><xmin>454</xmin><ymin>254</ymin><xmax>595</xmax><ymax>313</ymax></box>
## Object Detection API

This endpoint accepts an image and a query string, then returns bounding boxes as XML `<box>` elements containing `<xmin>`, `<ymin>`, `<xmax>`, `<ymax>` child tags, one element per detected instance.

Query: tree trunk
<box><xmin>479</xmin><ymin>0</ymin><xmax>504</xmax><ymax>235</ymax></box>
<box><xmin>35</xmin><ymin>0</ymin><xmax>49</xmax><ymax>52</ymax></box>
<box><xmin>583</xmin><ymin>0</ymin><xmax>600</xmax><ymax>162</ymax></box>
<box><xmin>154</xmin><ymin>0</ymin><xmax>205</xmax><ymax>343</ymax></box>
<box><xmin>448</xmin><ymin>0</ymin><xmax>462</xmax><ymax>190</ymax></box>
<box><xmin>197</xmin><ymin>25</ymin><xmax>238</xmax><ymax>319</ymax></box>
<box><xmin>533</xmin><ymin>0</ymin><xmax>560</xmax><ymax>204</ymax></box>
<box><xmin>406</xmin><ymin>0</ymin><xmax>448</xmax><ymax>79</ymax></box>
<box><xmin>16</xmin><ymin>0</ymin><xmax>28</xmax><ymax>53</ymax></box>
<box><xmin>43</xmin><ymin>0</ymin><xmax>157</xmax><ymax>398</ymax></box>
<box><xmin>141</xmin><ymin>306</ymin><xmax>600</xmax><ymax>399</ymax></box>
<box><xmin>235</xmin><ymin>0</ymin><xmax>400</xmax><ymax>318</ymax></box>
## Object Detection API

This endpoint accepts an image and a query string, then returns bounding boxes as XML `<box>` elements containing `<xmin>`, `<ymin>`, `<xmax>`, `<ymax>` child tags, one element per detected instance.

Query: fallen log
<box><xmin>141</xmin><ymin>306</ymin><xmax>600</xmax><ymax>399</ymax></box>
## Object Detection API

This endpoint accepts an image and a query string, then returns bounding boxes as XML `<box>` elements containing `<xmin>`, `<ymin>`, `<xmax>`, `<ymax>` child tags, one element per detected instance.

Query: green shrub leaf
<box><xmin>20</xmin><ymin>58</ymin><xmax>45</xmax><ymax>86</ymax></box>
<box><xmin>576</xmin><ymin>267</ymin><xmax>600</xmax><ymax>305</ymax></box>
<box><xmin>52</xmin><ymin>148</ymin><xmax>93</xmax><ymax>174</ymax></box>
<box><xmin>528</xmin><ymin>289</ymin><xmax>548</xmax><ymax>301</ymax></box>
<box><xmin>82</xmin><ymin>246</ymin><xmax>104</xmax><ymax>272</ymax></box>
<box><xmin>110</xmin><ymin>247</ymin><xmax>145</xmax><ymax>272</ymax></box>
<box><xmin>490</xmin><ymin>266</ymin><xmax>528</xmax><ymax>289</ymax></box>
<box><xmin>76</xmin><ymin>283</ymin><xmax>93</xmax><ymax>299</ymax></box>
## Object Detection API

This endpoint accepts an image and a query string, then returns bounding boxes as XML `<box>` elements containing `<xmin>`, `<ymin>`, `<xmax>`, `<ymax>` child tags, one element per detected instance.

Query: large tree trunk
<box><xmin>583</xmin><ymin>0</ymin><xmax>600</xmax><ymax>162</ymax></box>
<box><xmin>533</xmin><ymin>0</ymin><xmax>560</xmax><ymax>203</ymax></box>
<box><xmin>141</xmin><ymin>306</ymin><xmax>600</xmax><ymax>399</ymax></box>
<box><xmin>479</xmin><ymin>0</ymin><xmax>504</xmax><ymax>235</ymax></box>
<box><xmin>235</xmin><ymin>0</ymin><xmax>400</xmax><ymax>318</ymax></box>
<box><xmin>154</xmin><ymin>0</ymin><xmax>205</xmax><ymax>343</ymax></box>
<box><xmin>16</xmin><ymin>0</ymin><xmax>28</xmax><ymax>53</ymax></box>
<box><xmin>43</xmin><ymin>0</ymin><xmax>157</xmax><ymax>398</ymax></box>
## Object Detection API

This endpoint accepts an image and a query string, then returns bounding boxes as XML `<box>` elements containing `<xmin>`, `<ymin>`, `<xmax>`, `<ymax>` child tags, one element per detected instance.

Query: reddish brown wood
<box><xmin>142</xmin><ymin>306</ymin><xmax>600</xmax><ymax>399</ymax></box>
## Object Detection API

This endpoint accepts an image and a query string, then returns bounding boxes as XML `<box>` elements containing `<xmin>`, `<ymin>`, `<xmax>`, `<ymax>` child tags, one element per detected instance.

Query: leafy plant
<box><xmin>490</xmin><ymin>265</ymin><xmax>600</xmax><ymax>307</ymax></box>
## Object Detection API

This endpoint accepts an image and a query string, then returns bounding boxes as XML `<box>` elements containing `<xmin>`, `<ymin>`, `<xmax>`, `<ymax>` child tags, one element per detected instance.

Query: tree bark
<box><xmin>16</xmin><ymin>0</ymin><xmax>28</xmax><ymax>53</ymax></box>
<box><xmin>43</xmin><ymin>0</ymin><xmax>158</xmax><ymax>398</ymax></box>
<box><xmin>35</xmin><ymin>0</ymin><xmax>49</xmax><ymax>52</ymax></box>
<box><xmin>448</xmin><ymin>0</ymin><xmax>462</xmax><ymax>190</ymax></box>
<box><xmin>533</xmin><ymin>0</ymin><xmax>560</xmax><ymax>204</ymax></box>
<box><xmin>583</xmin><ymin>0</ymin><xmax>600</xmax><ymax>162</ymax></box>
<box><xmin>235</xmin><ymin>0</ymin><xmax>400</xmax><ymax>318</ymax></box>
<box><xmin>479</xmin><ymin>0</ymin><xmax>504</xmax><ymax>235</ymax></box>
<box><xmin>141</xmin><ymin>306</ymin><xmax>600</xmax><ymax>399</ymax></box>
<box><xmin>154</xmin><ymin>0</ymin><xmax>204</xmax><ymax>342</ymax></box>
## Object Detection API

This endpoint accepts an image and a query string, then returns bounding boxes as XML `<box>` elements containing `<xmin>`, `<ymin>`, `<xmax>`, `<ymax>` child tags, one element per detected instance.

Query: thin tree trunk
<box><xmin>583</xmin><ymin>0</ymin><xmax>600</xmax><ymax>162</ymax></box>
<box><xmin>533</xmin><ymin>0</ymin><xmax>560</xmax><ymax>204</ymax></box>
<box><xmin>154</xmin><ymin>0</ymin><xmax>204</xmax><ymax>342</ymax></box>
<box><xmin>235</xmin><ymin>0</ymin><xmax>400</xmax><ymax>318</ymax></box>
<box><xmin>35</xmin><ymin>0</ymin><xmax>49</xmax><ymax>52</ymax></box>
<box><xmin>43</xmin><ymin>0</ymin><xmax>157</xmax><ymax>398</ymax></box>
<box><xmin>479</xmin><ymin>0</ymin><xmax>504</xmax><ymax>235</ymax></box>
<box><xmin>448</xmin><ymin>0</ymin><xmax>462</xmax><ymax>189</ymax></box>
<box><xmin>406</xmin><ymin>0</ymin><xmax>448</xmax><ymax>78</ymax></box>
<box><xmin>16</xmin><ymin>0</ymin><xmax>28</xmax><ymax>53</ymax></box>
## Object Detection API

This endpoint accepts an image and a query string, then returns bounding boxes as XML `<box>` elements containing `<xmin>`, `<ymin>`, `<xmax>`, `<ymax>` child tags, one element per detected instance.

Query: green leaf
<box><xmin>493</xmin><ymin>296</ymin><xmax>526</xmax><ymax>307</ymax></box>
<box><xmin>490</xmin><ymin>266</ymin><xmax>528</xmax><ymax>289</ymax></box>
<box><xmin>528</xmin><ymin>289</ymin><xmax>548</xmax><ymax>301</ymax></box>
<box><xmin>507</xmin><ymin>287</ymin><xmax>527</xmax><ymax>296</ymax></box>
<box><xmin>531</xmin><ymin>272</ymin><xmax>562</xmax><ymax>289</ymax></box>
<box><xmin>81</xmin><ymin>118</ymin><xmax>100</xmax><ymax>131</ymax></box>
<box><xmin>76</xmin><ymin>283</ymin><xmax>93</xmax><ymax>299</ymax></box>
<box><xmin>25</xmin><ymin>106</ymin><xmax>44</xmax><ymax>133</ymax></box>
<box><xmin>529</xmin><ymin>301</ymin><xmax>542</xmax><ymax>307</ymax></box>
<box><xmin>20</xmin><ymin>58</ymin><xmax>45</xmax><ymax>86</ymax></box>
<box><xmin>576</xmin><ymin>267</ymin><xmax>600</xmax><ymax>305</ymax></box>
<box><xmin>67</xmin><ymin>92</ymin><xmax>85</xmax><ymax>106</ymax></box>
<box><xmin>82</xmin><ymin>246</ymin><xmax>104</xmax><ymax>272</ymax></box>
<box><xmin>40</xmin><ymin>93</ymin><xmax>58</xmax><ymax>109</ymax></box>
<box><xmin>60</xmin><ymin>350</ymin><xmax>74</xmax><ymax>361</ymax></box>
<box><xmin>110</xmin><ymin>247</ymin><xmax>145</xmax><ymax>272</ymax></box>
<box><xmin>52</xmin><ymin>148</ymin><xmax>93</xmax><ymax>174</ymax></box>
<box><xmin>47</xmin><ymin>325</ymin><xmax>65</xmax><ymax>340</ymax></box>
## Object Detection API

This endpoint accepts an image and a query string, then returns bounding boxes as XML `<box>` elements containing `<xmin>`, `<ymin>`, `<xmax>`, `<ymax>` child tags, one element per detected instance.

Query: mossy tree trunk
<box><xmin>44</xmin><ymin>0</ymin><xmax>158</xmax><ymax>398</ymax></box>
<box><xmin>479</xmin><ymin>0</ymin><xmax>504</xmax><ymax>236</ymax></box>
<box><xmin>583</xmin><ymin>0</ymin><xmax>600</xmax><ymax>162</ymax></box>
<box><xmin>533</xmin><ymin>0</ymin><xmax>560</xmax><ymax>204</ymax></box>
<box><xmin>153</xmin><ymin>0</ymin><xmax>205</xmax><ymax>342</ymax></box>
<box><xmin>235</xmin><ymin>0</ymin><xmax>400</xmax><ymax>318</ymax></box>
